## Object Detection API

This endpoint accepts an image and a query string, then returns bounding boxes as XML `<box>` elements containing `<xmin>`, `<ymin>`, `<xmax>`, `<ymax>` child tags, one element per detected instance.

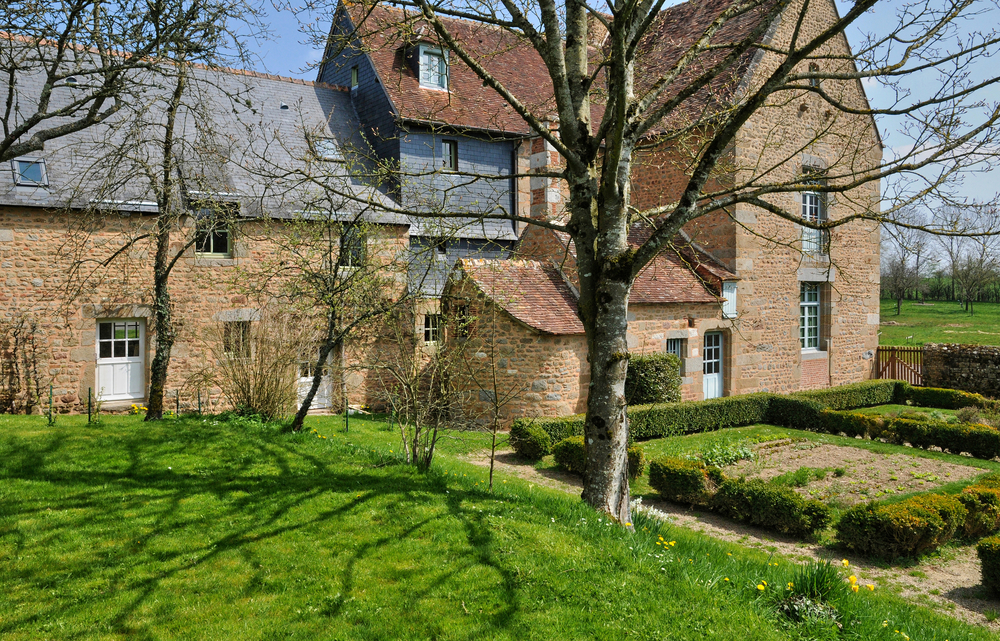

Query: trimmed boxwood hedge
<box><xmin>508</xmin><ymin>420</ymin><xmax>552</xmax><ymax>460</ymax></box>
<box><xmin>553</xmin><ymin>436</ymin><xmax>587</xmax><ymax>475</ymax></box>
<box><xmin>711</xmin><ymin>478</ymin><xmax>832</xmax><ymax>537</ymax></box>
<box><xmin>977</xmin><ymin>534</ymin><xmax>1000</xmax><ymax>596</ymax></box>
<box><xmin>648</xmin><ymin>456</ymin><xmax>720</xmax><ymax>506</ymax></box>
<box><xmin>836</xmin><ymin>493</ymin><xmax>967</xmax><ymax>559</ymax></box>
<box><xmin>553</xmin><ymin>436</ymin><xmax>646</xmax><ymax>480</ymax></box>
<box><xmin>625</xmin><ymin>353</ymin><xmax>682</xmax><ymax>405</ymax></box>
<box><xmin>959</xmin><ymin>485</ymin><xmax>1000</xmax><ymax>538</ymax></box>
<box><xmin>509</xmin><ymin>380</ymin><xmax>997</xmax><ymax>462</ymax></box>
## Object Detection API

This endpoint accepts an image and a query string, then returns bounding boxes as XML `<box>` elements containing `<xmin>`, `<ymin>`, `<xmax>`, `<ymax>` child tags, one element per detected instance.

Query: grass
<box><xmin>1</xmin><ymin>414</ymin><xmax>996</xmax><ymax>640</ymax></box>
<box><xmin>879</xmin><ymin>298</ymin><xmax>1000</xmax><ymax>346</ymax></box>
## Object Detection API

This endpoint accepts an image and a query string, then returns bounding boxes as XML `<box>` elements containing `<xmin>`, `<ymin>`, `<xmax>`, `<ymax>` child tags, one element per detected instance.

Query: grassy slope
<box><xmin>879</xmin><ymin>299</ymin><xmax>1000</xmax><ymax>346</ymax></box>
<box><xmin>0</xmin><ymin>414</ymin><xmax>992</xmax><ymax>640</ymax></box>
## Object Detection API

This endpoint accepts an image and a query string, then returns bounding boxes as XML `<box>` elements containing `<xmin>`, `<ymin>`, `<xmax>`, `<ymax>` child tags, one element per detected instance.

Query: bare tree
<box><xmin>57</xmin><ymin>1</ymin><xmax>266</xmax><ymax>420</ymax></box>
<box><xmin>882</xmin><ymin>207</ymin><xmax>929</xmax><ymax>314</ymax></box>
<box><xmin>0</xmin><ymin>0</ymin><xmax>260</xmax><ymax>162</ymax></box>
<box><xmin>302</xmin><ymin>0</ymin><xmax>1000</xmax><ymax>522</ymax></box>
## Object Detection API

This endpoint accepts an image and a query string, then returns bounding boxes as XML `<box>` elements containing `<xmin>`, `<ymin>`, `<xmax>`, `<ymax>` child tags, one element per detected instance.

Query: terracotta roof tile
<box><xmin>457</xmin><ymin>258</ymin><xmax>585</xmax><ymax>335</ymax></box>
<box><xmin>343</xmin><ymin>0</ymin><xmax>776</xmax><ymax>134</ymax></box>
<box><xmin>344</xmin><ymin>3</ymin><xmax>556</xmax><ymax>134</ymax></box>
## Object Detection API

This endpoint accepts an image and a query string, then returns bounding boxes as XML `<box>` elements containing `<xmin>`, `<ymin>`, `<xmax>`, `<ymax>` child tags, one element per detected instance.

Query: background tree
<box><xmin>305</xmin><ymin>0</ymin><xmax>1000</xmax><ymax>522</ymax></box>
<box><xmin>882</xmin><ymin>208</ymin><xmax>929</xmax><ymax>314</ymax></box>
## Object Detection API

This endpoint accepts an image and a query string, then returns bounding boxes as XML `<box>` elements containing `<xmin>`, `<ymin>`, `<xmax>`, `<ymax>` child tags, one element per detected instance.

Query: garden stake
<box><xmin>88</xmin><ymin>387</ymin><xmax>92</xmax><ymax>423</ymax></box>
<box><xmin>345</xmin><ymin>405</ymin><xmax>349</xmax><ymax>432</ymax></box>
<box><xmin>48</xmin><ymin>384</ymin><xmax>53</xmax><ymax>425</ymax></box>
<box><xmin>176</xmin><ymin>391</ymin><xmax>180</xmax><ymax>416</ymax></box>
<box><xmin>198</xmin><ymin>389</ymin><xmax>201</xmax><ymax>414</ymax></box>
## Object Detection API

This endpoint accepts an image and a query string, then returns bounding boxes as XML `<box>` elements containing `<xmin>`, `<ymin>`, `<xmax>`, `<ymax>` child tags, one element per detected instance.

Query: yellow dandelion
<box><xmin>842</xmin><ymin>559</ymin><xmax>849</xmax><ymax>567</ymax></box>
<box><xmin>851</xmin><ymin>584</ymin><xmax>859</xmax><ymax>593</ymax></box>
<box><xmin>723</xmin><ymin>578</ymin><xmax>729</xmax><ymax>582</ymax></box>
<box><xmin>756</xmin><ymin>584</ymin><xmax>765</xmax><ymax>591</ymax></box>
<box><xmin>866</xmin><ymin>584</ymin><xmax>874</xmax><ymax>591</ymax></box>
<box><xmin>849</xmin><ymin>575</ymin><xmax>857</xmax><ymax>585</ymax></box>
<box><xmin>787</xmin><ymin>582</ymin><xmax>794</xmax><ymax>590</ymax></box>
<box><xmin>669</xmin><ymin>541</ymin><xmax>675</xmax><ymax>547</ymax></box>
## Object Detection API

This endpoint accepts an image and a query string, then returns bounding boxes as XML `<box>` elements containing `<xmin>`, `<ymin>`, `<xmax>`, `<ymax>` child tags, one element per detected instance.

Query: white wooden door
<box><xmin>96</xmin><ymin>320</ymin><xmax>145</xmax><ymax>401</ymax></box>
<box><xmin>703</xmin><ymin>332</ymin><xmax>723</xmax><ymax>399</ymax></box>
<box><xmin>298</xmin><ymin>357</ymin><xmax>332</xmax><ymax>410</ymax></box>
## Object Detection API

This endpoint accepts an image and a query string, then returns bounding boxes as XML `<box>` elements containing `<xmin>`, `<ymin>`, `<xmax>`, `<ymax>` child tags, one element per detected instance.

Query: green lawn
<box><xmin>1</xmin><ymin>413</ymin><xmax>995</xmax><ymax>640</ymax></box>
<box><xmin>879</xmin><ymin>298</ymin><xmax>1000</xmax><ymax>346</ymax></box>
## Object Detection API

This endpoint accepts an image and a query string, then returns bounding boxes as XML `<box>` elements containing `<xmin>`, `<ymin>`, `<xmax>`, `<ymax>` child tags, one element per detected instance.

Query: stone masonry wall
<box><xmin>924</xmin><ymin>344</ymin><xmax>1000</xmax><ymax>398</ymax></box>
<box><xmin>0</xmin><ymin>205</ymin><xmax>409</xmax><ymax>414</ymax></box>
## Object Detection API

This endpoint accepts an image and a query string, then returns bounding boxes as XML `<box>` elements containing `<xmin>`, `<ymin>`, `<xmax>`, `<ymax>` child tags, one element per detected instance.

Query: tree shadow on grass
<box><xmin>0</xmin><ymin>418</ymin><xmax>525</xmax><ymax>638</ymax></box>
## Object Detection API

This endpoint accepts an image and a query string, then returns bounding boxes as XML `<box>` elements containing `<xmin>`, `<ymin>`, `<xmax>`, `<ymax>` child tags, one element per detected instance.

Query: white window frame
<box><xmin>665</xmin><ymin>338</ymin><xmax>684</xmax><ymax>358</ymax></box>
<box><xmin>338</xmin><ymin>224</ymin><xmax>366</xmax><ymax>268</ymax></box>
<box><xmin>311</xmin><ymin>137</ymin><xmax>341</xmax><ymax>161</ymax></box>
<box><xmin>350</xmin><ymin>66</ymin><xmax>359</xmax><ymax>89</ymax></box>
<box><xmin>194</xmin><ymin>216</ymin><xmax>232</xmax><ymax>257</ymax></box>
<box><xmin>800</xmin><ymin>282</ymin><xmax>821</xmax><ymax>351</ymax></box>
<box><xmin>418</xmin><ymin>45</ymin><xmax>448</xmax><ymax>91</ymax></box>
<box><xmin>11</xmin><ymin>158</ymin><xmax>48</xmax><ymax>187</ymax></box>
<box><xmin>721</xmin><ymin>281</ymin><xmax>738</xmax><ymax>319</ymax></box>
<box><xmin>800</xmin><ymin>188</ymin><xmax>827</xmax><ymax>255</ymax></box>
<box><xmin>441</xmin><ymin>139</ymin><xmax>458</xmax><ymax>171</ymax></box>
<box><xmin>423</xmin><ymin>313</ymin><xmax>442</xmax><ymax>343</ymax></box>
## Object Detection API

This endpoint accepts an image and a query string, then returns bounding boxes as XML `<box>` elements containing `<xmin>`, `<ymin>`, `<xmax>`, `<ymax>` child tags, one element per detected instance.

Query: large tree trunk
<box><xmin>145</xmin><ymin>217</ymin><xmax>174</xmax><ymax>421</ymax></box>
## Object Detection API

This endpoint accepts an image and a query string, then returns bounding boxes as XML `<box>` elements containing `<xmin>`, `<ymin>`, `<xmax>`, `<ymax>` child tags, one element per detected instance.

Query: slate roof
<box><xmin>340</xmin><ymin>0</ymin><xmax>777</xmax><ymax>135</ymax></box>
<box><xmin>456</xmin><ymin>258</ymin><xmax>585</xmax><ymax>335</ymax></box>
<box><xmin>1</xmin><ymin>62</ymin><xmax>407</xmax><ymax>226</ymax></box>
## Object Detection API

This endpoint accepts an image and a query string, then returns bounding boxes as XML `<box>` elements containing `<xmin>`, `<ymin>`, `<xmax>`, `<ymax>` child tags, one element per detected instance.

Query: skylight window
<box><xmin>12</xmin><ymin>159</ymin><xmax>47</xmax><ymax>187</ymax></box>
<box><xmin>312</xmin><ymin>138</ymin><xmax>341</xmax><ymax>161</ymax></box>
<box><xmin>419</xmin><ymin>45</ymin><xmax>448</xmax><ymax>90</ymax></box>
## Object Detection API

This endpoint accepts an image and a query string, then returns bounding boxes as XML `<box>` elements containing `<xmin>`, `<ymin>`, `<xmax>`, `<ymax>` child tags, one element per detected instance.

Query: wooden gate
<box><xmin>874</xmin><ymin>346</ymin><xmax>923</xmax><ymax>386</ymax></box>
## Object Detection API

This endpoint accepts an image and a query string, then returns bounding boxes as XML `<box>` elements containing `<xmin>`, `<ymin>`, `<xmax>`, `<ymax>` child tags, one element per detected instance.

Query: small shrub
<box><xmin>771</xmin><ymin>466</ymin><xmax>828</xmax><ymax>488</ymax></box>
<box><xmin>513</xmin><ymin>415</ymin><xmax>584</xmax><ymax>446</ymax></box>
<box><xmin>648</xmin><ymin>456</ymin><xmax>719</xmax><ymax>506</ymax></box>
<box><xmin>958</xmin><ymin>486</ymin><xmax>1000</xmax><ymax>537</ymax></box>
<box><xmin>978</xmin><ymin>535</ymin><xmax>1000</xmax><ymax>596</ymax></box>
<box><xmin>819</xmin><ymin>410</ymin><xmax>884</xmax><ymax>439</ymax></box>
<box><xmin>836</xmin><ymin>494</ymin><xmax>965</xmax><ymax>559</ymax></box>
<box><xmin>957</xmin><ymin>406</ymin><xmax>983</xmax><ymax>424</ymax></box>
<box><xmin>625</xmin><ymin>354</ymin><xmax>682</xmax><ymax>405</ymax></box>
<box><xmin>553</xmin><ymin>436</ymin><xmax>587</xmax><ymax>475</ymax></box>
<box><xmin>627</xmin><ymin>444</ymin><xmax>645</xmax><ymax>480</ymax></box>
<box><xmin>976</xmin><ymin>472</ymin><xmax>1000</xmax><ymax>489</ymax></box>
<box><xmin>712</xmin><ymin>478</ymin><xmax>831</xmax><ymax>537</ymax></box>
<box><xmin>691</xmin><ymin>438</ymin><xmax>755</xmax><ymax>467</ymax></box>
<box><xmin>509</xmin><ymin>420</ymin><xmax>552</xmax><ymax>460</ymax></box>
<box><xmin>789</xmin><ymin>560</ymin><xmax>846</xmax><ymax>601</ymax></box>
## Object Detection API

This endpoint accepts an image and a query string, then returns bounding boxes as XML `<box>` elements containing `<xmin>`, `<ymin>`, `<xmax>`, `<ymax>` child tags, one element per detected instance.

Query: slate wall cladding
<box><xmin>924</xmin><ymin>343</ymin><xmax>1000</xmax><ymax>397</ymax></box>
<box><xmin>408</xmin><ymin>236</ymin><xmax>513</xmax><ymax>297</ymax></box>
<box><xmin>319</xmin><ymin>11</ymin><xmax>401</xmax><ymax>168</ymax></box>
<box><xmin>0</xmin><ymin>205</ymin><xmax>409</xmax><ymax>414</ymax></box>
<box><xmin>399</xmin><ymin>129</ymin><xmax>516</xmax><ymax>216</ymax></box>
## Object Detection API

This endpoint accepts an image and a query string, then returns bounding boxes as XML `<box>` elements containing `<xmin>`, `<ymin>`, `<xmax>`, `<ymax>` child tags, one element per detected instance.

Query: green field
<box><xmin>880</xmin><ymin>299</ymin><xmax>1000</xmax><ymax>346</ymax></box>
<box><xmin>2</xmin><ymin>413</ymin><xmax>994</xmax><ymax>640</ymax></box>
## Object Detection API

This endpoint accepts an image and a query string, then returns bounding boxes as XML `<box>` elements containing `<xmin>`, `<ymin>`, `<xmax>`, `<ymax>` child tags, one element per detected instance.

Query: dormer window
<box><xmin>419</xmin><ymin>45</ymin><xmax>448</xmax><ymax>90</ymax></box>
<box><xmin>311</xmin><ymin>137</ymin><xmax>341</xmax><ymax>161</ymax></box>
<box><xmin>12</xmin><ymin>159</ymin><xmax>47</xmax><ymax>187</ymax></box>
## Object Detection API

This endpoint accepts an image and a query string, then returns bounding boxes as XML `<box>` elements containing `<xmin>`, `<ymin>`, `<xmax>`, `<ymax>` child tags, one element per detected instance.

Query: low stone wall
<box><xmin>924</xmin><ymin>343</ymin><xmax>1000</xmax><ymax>398</ymax></box>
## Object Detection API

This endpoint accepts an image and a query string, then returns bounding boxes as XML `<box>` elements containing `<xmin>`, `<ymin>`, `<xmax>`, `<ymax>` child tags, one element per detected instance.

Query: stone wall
<box><xmin>0</xmin><ymin>204</ymin><xmax>409</xmax><ymax>414</ymax></box>
<box><xmin>924</xmin><ymin>343</ymin><xmax>1000</xmax><ymax>398</ymax></box>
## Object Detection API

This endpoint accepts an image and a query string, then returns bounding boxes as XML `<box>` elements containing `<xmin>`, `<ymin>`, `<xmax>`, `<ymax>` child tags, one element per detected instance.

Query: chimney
<box><xmin>528</xmin><ymin>123</ymin><xmax>566</xmax><ymax>222</ymax></box>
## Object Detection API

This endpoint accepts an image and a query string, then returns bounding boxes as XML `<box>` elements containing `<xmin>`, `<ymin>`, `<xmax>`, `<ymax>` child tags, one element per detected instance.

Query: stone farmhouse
<box><xmin>316</xmin><ymin>0</ymin><xmax>881</xmax><ymax>421</ymax></box>
<box><xmin>0</xmin><ymin>0</ymin><xmax>880</xmax><ymax>417</ymax></box>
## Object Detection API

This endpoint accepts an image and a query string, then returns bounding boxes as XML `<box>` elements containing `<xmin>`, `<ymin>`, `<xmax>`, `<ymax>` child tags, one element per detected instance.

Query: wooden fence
<box><xmin>874</xmin><ymin>346</ymin><xmax>923</xmax><ymax>386</ymax></box>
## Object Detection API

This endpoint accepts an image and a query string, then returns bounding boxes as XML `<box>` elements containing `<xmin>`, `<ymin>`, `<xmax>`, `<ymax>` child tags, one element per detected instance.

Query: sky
<box><xmin>244</xmin><ymin>0</ymin><xmax>999</xmax><ymax>208</ymax></box>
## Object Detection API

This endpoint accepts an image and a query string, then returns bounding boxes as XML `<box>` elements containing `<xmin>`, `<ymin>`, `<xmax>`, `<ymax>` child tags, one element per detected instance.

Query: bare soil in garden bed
<box><xmin>463</xmin><ymin>445</ymin><xmax>1000</xmax><ymax>631</ymax></box>
<box><xmin>724</xmin><ymin>439</ymin><xmax>981</xmax><ymax>506</ymax></box>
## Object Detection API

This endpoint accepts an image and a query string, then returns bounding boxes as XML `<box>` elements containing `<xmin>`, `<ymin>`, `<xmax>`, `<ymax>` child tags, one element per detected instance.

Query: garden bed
<box><xmin>725</xmin><ymin>439</ymin><xmax>982</xmax><ymax>505</ymax></box>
